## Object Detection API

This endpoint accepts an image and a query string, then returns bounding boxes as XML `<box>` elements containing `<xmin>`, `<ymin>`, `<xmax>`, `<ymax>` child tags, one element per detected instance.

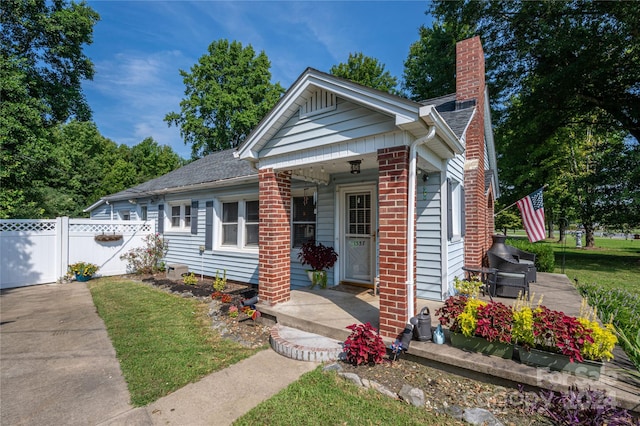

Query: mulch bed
<box><xmin>135</xmin><ymin>274</ymin><xmax>272</xmax><ymax>349</ymax></box>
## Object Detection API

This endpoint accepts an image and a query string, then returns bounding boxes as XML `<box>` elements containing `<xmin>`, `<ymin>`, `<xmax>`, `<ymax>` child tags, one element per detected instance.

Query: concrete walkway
<box><xmin>1</xmin><ymin>283</ymin><xmax>317</xmax><ymax>426</ymax></box>
<box><xmin>1</xmin><ymin>283</ymin><xmax>131</xmax><ymax>426</ymax></box>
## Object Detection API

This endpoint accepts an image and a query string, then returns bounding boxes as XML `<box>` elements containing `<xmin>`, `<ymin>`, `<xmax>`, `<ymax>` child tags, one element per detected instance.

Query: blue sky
<box><xmin>84</xmin><ymin>1</ymin><xmax>432</xmax><ymax>158</ymax></box>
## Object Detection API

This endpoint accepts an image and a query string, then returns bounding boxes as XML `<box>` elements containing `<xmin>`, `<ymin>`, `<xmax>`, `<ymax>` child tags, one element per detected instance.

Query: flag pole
<box><xmin>494</xmin><ymin>184</ymin><xmax>548</xmax><ymax>217</ymax></box>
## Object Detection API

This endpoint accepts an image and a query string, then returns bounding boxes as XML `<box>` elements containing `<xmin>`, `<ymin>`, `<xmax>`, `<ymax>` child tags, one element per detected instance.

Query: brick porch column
<box><xmin>457</xmin><ymin>36</ymin><xmax>489</xmax><ymax>267</ymax></box>
<box><xmin>377</xmin><ymin>146</ymin><xmax>412</xmax><ymax>339</ymax></box>
<box><xmin>258</xmin><ymin>169</ymin><xmax>291</xmax><ymax>305</ymax></box>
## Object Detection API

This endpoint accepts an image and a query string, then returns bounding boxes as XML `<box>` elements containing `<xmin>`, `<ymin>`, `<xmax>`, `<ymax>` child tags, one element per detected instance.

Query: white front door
<box><xmin>341</xmin><ymin>188</ymin><xmax>376</xmax><ymax>286</ymax></box>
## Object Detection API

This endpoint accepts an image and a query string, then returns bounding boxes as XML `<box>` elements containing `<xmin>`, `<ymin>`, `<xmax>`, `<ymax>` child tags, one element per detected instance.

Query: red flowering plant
<box><xmin>343</xmin><ymin>322</ymin><xmax>387</xmax><ymax>366</ymax></box>
<box><xmin>298</xmin><ymin>241</ymin><xmax>338</xmax><ymax>272</ymax></box>
<box><xmin>474</xmin><ymin>302</ymin><xmax>513</xmax><ymax>344</ymax></box>
<box><xmin>435</xmin><ymin>295</ymin><xmax>469</xmax><ymax>333</ymax></box>
<box><xmin>531</xmin><ymin>306</ymin><xmax>594</xmax><ymax>363</ymax></box>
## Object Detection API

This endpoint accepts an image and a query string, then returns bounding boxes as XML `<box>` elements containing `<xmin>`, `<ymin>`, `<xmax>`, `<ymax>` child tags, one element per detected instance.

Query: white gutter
<box><xmin>407</xmin><ymin>125</ymin><xmax>437</xmax><ymax>321</ymax></box>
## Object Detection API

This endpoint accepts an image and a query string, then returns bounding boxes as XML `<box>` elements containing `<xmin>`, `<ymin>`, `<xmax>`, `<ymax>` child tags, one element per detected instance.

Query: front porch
<box><xmin>259</xmin><ymin>272</ymin><xmax>640</xmax><ymax>413</ymax></box>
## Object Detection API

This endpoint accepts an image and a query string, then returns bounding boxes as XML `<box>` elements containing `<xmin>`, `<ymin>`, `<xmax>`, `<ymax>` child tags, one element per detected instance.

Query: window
<box><xmin>169</xmin><ymin>202</ymin><xmax>193</xmax><ymax>231</ymax></box>
<box><xmin>219</xmin><ymin>200</ymin><xmax>259</xmax><ymax>249</ymax></box>
<box><xmin>245</xmin><ymin>200</ymin><xmax>259</xmax><ymax>246</ymax></box>
<box><xmin>140</xmin><ymin>205</ymin><xmax>148</xmax><ymax>221</ymax></box>
<box><xmin>447</xmin><ymin>179</ymin><xmax>465</xmax><ymax>240</ymax></box>
<box><xmin>222</xmin><ymin>202</ymin><xmax>238</xmax><ymax>245</ymax></box>
<box><xmin>120</xmin><ymin>210</ymin><xmax>130</xmax><ymax>221</ymax></box>
<box><xmin>292</xmin><ymin>195</ymin><xmax>316</xmax><ymax>247</ymax></box>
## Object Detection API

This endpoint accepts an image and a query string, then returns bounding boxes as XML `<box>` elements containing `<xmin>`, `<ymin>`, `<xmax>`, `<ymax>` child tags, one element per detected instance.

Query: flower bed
<box><xmin>436</xmin><ymin>294</ymin><xmax>618</xmax><ymax>371</ymax></box>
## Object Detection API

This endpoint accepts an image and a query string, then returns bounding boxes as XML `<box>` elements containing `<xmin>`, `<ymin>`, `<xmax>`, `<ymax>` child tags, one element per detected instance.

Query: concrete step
<box><xmin>269</xmin><ymin>324</ymin><xmax>344</xmax><ymax>362</ymax></box>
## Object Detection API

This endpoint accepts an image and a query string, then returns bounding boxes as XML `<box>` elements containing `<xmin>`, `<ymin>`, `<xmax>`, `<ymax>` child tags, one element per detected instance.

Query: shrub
<box><xmin>577</xmin><ymin>282</ymin><xmax>640</xmax><ymax>370</ymax></box>
<box><xmin>213</xmin><ymin>269</ymin><xmax>227</xmax><ymax>292</ymax></box>
<box><xmin>120</xmin><ymin>233</ymin><xmax>168</xmax><ymax>274</ymax></box>
<box><xmin>183</xmin><ymin>272</ymin><xmax>197</xmax><ymax>285</ymax></box>
<box><xmin>343</xmin><ymin>322</ymin><xmax>386</xmax><ymax>366</ymax></box>
<box><xmin>506</xmin><ymin>238</ymin><xmax>555</xmax><ymax>272</ymax></box>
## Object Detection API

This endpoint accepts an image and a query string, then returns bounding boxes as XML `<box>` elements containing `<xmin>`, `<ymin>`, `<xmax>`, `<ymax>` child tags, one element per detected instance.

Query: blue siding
<box><xmin>263</xmin><ymin>99</ymin><xmax>396</xmax><ymax>157</ymax></box>
<box><xmin>416</xmin><ymin>172</ymin><xmax>443</xmax><ymax>300</ymax></box>
<box><xmin>446</xmin><ymin>154</ymin><xmax>466</xmax><ymax>293</ymax></box>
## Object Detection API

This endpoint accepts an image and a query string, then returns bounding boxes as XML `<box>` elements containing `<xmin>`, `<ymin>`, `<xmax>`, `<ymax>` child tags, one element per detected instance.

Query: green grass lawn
<box><xmin>550</xmin><ymin>237</ymin><xmax>640</xmax><ymax>295</ymax></box>
<box><xmin>88</xmin><ymin>278</ymin><xmax>262</xmax><ymax>406</ymax></box>
<box><xmin>234</xmin><ymin>368</ymin><xmax>456</xmax><ymax>426</ymax></box>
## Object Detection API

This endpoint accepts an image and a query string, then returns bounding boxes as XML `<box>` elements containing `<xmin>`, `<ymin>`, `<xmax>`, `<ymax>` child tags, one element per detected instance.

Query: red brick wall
<box><xmin>258</xmin><ymin>169</ymin><xmax>291</xmax><ymax>305</ymax></box>
<box><xmin>457</xmin><ymin>36</ymin><xmax>491</xmax><ymax>267</ymax></box>
<box><xmin>377</xmin><ymin>146</ymin><xmax>412</xmax><ymax>338</ymax></box>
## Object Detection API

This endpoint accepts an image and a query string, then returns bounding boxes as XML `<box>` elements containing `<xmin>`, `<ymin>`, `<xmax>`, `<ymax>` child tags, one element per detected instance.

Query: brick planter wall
<box><xmin>258</xmin><ymin>169</ymin><xmax>291</xmax><ymax>305</ymax></box>
<box><xmin>377</xmin><ymin>146</ymin><xmax>413</xmax><ymax>338</ymax></box>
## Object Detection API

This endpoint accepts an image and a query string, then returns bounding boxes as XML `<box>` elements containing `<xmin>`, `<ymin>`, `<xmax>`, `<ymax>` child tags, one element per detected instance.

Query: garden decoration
<box><xmin>68</xmin><ymin>262</ymin><xmax>99</xmax><ymax>282</ymax></box>
<box><xmin>297</xmin><ymin>240</ymin><xmax>338</xmax><ymax>289</ymax></box>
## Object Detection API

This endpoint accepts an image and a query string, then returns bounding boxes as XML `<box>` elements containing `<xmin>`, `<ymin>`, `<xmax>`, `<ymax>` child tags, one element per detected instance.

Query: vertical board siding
<box><xmin>416</xmin><ymin>173</ymin><xmax>443</xmax><ymax>300</ymax></box>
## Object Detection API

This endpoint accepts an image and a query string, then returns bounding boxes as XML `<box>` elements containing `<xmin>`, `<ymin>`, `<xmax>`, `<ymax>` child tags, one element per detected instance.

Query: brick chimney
<box><xmin>456</xmin><ymin>36</ymin><xmax>491</xmax><ymax>267</ymax></box>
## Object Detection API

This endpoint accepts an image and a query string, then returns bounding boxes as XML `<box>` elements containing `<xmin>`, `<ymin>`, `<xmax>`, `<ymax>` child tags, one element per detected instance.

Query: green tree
<box><xmin>129</xmin><ymin>137</ymin><xmax>184</xmax><ymax>183</ymax></box>
<box><xmin>494</xmin><ymin>207</ymin><xmax>521</xmax><ymax>236</ymax></box>
<box><xmin>1</xmin><ymin>0</ymin><xmax>99</xmax><ymax>124</ymax></box>
<box><xmin>403</xmin><ymin>21</ymin><xmax>474</xmax><ymax>101</ymax></box>
<box><xmin>0</xmin><ymin>0</ymin><xmax>99</xmax><ymax>218</ymax></box>
<box><xmin>330</xmin><ymin>52</ymin><xmax>398</xmax><ymax>94</ymax></box>
<box><xmin>0</xmin><ymin>56</ymin><xmax>50</xmax><ymax>218</ymax></box>
<box><xmin>430</xmin><ymin>0</ymin><xmax>640</xmax><ymax>141</ymax></box>
<box><xmin>165</xmin><ymin>39</ymin><xmax>284</xmax><ymax>158</ymax></box>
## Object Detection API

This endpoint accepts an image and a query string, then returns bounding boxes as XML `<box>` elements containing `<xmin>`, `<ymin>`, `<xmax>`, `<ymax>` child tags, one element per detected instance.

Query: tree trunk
<box><xmin>583</xmin><ymin>223</ymin><xmax>596</xmax><ymax>248</ymax></box>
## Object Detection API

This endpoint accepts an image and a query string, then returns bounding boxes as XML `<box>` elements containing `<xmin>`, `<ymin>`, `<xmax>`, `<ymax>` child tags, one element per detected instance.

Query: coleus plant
<box><xmin>343</xmin><ymin>322</ymin><xmax>387</xmax><ymax>366</ymax></box>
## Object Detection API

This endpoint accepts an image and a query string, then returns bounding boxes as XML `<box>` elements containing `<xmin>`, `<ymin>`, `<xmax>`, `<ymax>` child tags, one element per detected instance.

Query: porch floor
<box><xmin>259</xmin><ymin>272</ymin><xmax>639</xmax><ymax>413</ymax></box>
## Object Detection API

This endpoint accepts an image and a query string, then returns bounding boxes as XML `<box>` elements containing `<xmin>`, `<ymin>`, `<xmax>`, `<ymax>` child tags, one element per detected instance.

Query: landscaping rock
<box><xmin>368</xmin><ymin>380</ymin><xmax>397</xmax><ymax>399</ymax></box>
<box><xmin>444</xmin><ymin>404</ymin><xmax>464</xmax><ymax>419</ymax></box>
<box><xmin>338</xmin><ymin>372</ymin><xmax>362</xmax><ymax>387</ymax></box>
<box><xmin>462</xmin><ymin>407</ymin><xmax>504</xmax><ymax>426</ymax></box>
<box><xmin>323</xmin><ymin>363</ymin><xmax>343</xmax><ymax>372</ymax></box>
<box><xmin>399</xmin><ymin>384</ymin><xmax>425</xmax><ymax>407</ymax></box>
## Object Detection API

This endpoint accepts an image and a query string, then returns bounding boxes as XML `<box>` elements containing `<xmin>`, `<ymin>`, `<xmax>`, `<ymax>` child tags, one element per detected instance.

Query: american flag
<box><xmin>516</xmin><ymin>187</ymin><xmax>546</xmax><ymax>243</ymax></box>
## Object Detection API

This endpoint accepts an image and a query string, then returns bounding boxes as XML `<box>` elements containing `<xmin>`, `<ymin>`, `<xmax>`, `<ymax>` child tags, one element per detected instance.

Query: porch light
<box><xmin>349</xmin><ymin>160</ymin><xmax>361</xmax><ymax>174</ymax></box>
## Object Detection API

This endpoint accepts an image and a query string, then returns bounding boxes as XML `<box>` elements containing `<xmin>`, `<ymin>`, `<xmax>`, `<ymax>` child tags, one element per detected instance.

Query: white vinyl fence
<box><xmin>0</xmin><ymin>217</ymin><xmax>155</xmax><ymax>289</ymax></box>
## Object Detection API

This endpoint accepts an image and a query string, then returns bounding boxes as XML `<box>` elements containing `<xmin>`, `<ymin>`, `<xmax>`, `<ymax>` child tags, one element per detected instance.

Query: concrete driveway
<box><xmin>1</xmin><ymin>282</ymin><xmax>132</xmax><ymax>425</ymax></box>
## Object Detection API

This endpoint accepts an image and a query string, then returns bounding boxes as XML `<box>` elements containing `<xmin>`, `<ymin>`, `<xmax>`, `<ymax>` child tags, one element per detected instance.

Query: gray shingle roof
<box><xmin>103</xmin><ymin>148</ymin><xmax>256</xmax><ymax>201</ymax></box>
<box><xmin>98</xmin><ymin>93</ymin><xmax>477</xmax><ymax>205</ymax></box>
<box><xmin>422</xmin><ymin>93</ymin><xmax>476</xmax><ymax>139</ymax></box>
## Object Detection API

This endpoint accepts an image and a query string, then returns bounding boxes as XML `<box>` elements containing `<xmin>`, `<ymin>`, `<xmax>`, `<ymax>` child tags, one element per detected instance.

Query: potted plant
<box><xmin>297</xmin><ymin>240</ymin><xmax>338</xmax><ymax>288</ymax></box>
<box><xmin>437</xmin><ymin>295</ymin><xmax>514</xmax><ymax>359</ymax></box>
<box><xmin>68</xmin><ymin>262</ymin><xmax>99</xmax><ymax>282</ymax></box>
<box><xmin>513</xmin><ymin>299</ymin><xmax>617</xmax><ymax>379</ymax></box>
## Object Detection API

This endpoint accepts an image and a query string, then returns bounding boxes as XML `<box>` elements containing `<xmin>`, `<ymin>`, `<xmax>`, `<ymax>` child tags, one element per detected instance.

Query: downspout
<box><xmin>407</xmin><ymin>126</ymin><xmax>436</xmax><ymax>320</ymax></box>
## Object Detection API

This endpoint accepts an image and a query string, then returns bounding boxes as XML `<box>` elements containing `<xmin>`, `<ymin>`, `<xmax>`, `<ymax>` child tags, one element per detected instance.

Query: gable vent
<box><xmin>299</xmin><ymin>89</ymin><xmax>337</xmax><ymax>118</ymax></box>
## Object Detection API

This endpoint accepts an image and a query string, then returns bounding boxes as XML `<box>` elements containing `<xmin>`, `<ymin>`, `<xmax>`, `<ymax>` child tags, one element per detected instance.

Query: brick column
<box><xmin>258</xmin><ymin>169</ymin><xmax>291</xmax><ymax>305</ymax></box>
<box><xmin>377</xmin><ymin>146</ymin><xmax>412</xmax><ymax>339</ymax></box>
<box><xmin>457</xmin><ymin>36</ymin><xmax>488</xmax><ymax>267</ymax></box>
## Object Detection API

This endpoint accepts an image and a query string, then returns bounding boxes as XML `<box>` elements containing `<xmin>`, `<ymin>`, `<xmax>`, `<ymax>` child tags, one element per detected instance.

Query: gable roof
<box><xmin>236</xmin><ymin>68</ymin><xmax>465</xmax><ymax>164</ymax></box>
<box><xmin>86</xmin><ymin>149</ymin><xmax>256</xmax><ymax>210</ymax></box>
<box><xmin>426</xmin><ymin>93</ymin><xmax>476</xmax><ymax>140</ymax></box>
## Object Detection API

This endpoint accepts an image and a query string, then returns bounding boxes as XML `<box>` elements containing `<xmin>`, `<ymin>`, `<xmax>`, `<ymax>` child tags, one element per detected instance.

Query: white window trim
<box><xmin>167</xmin><ymin>200</ymin><xmax>192</xmax><ymax>232</ymax></box>
<box><xmin>451</xmin><ymin>181</ymin><xmax>463</xmax><ymax>241</ymax></box>
<box><xmin>214</xmin><ymin>198</ymin><xmax>259</xmax><ymax>252</ymax></box>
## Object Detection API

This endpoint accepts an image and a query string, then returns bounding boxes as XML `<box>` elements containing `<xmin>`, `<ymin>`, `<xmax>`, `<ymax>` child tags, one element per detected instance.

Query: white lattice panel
<box><xmin>69</xmin><ymin>223</ymin><xmax>152</xmax><ymax>234</ymax></box>
<box><xmin>0</xmin><ymin>220</ymin><xmax>57</xmax><ymax>233</ymax></box>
